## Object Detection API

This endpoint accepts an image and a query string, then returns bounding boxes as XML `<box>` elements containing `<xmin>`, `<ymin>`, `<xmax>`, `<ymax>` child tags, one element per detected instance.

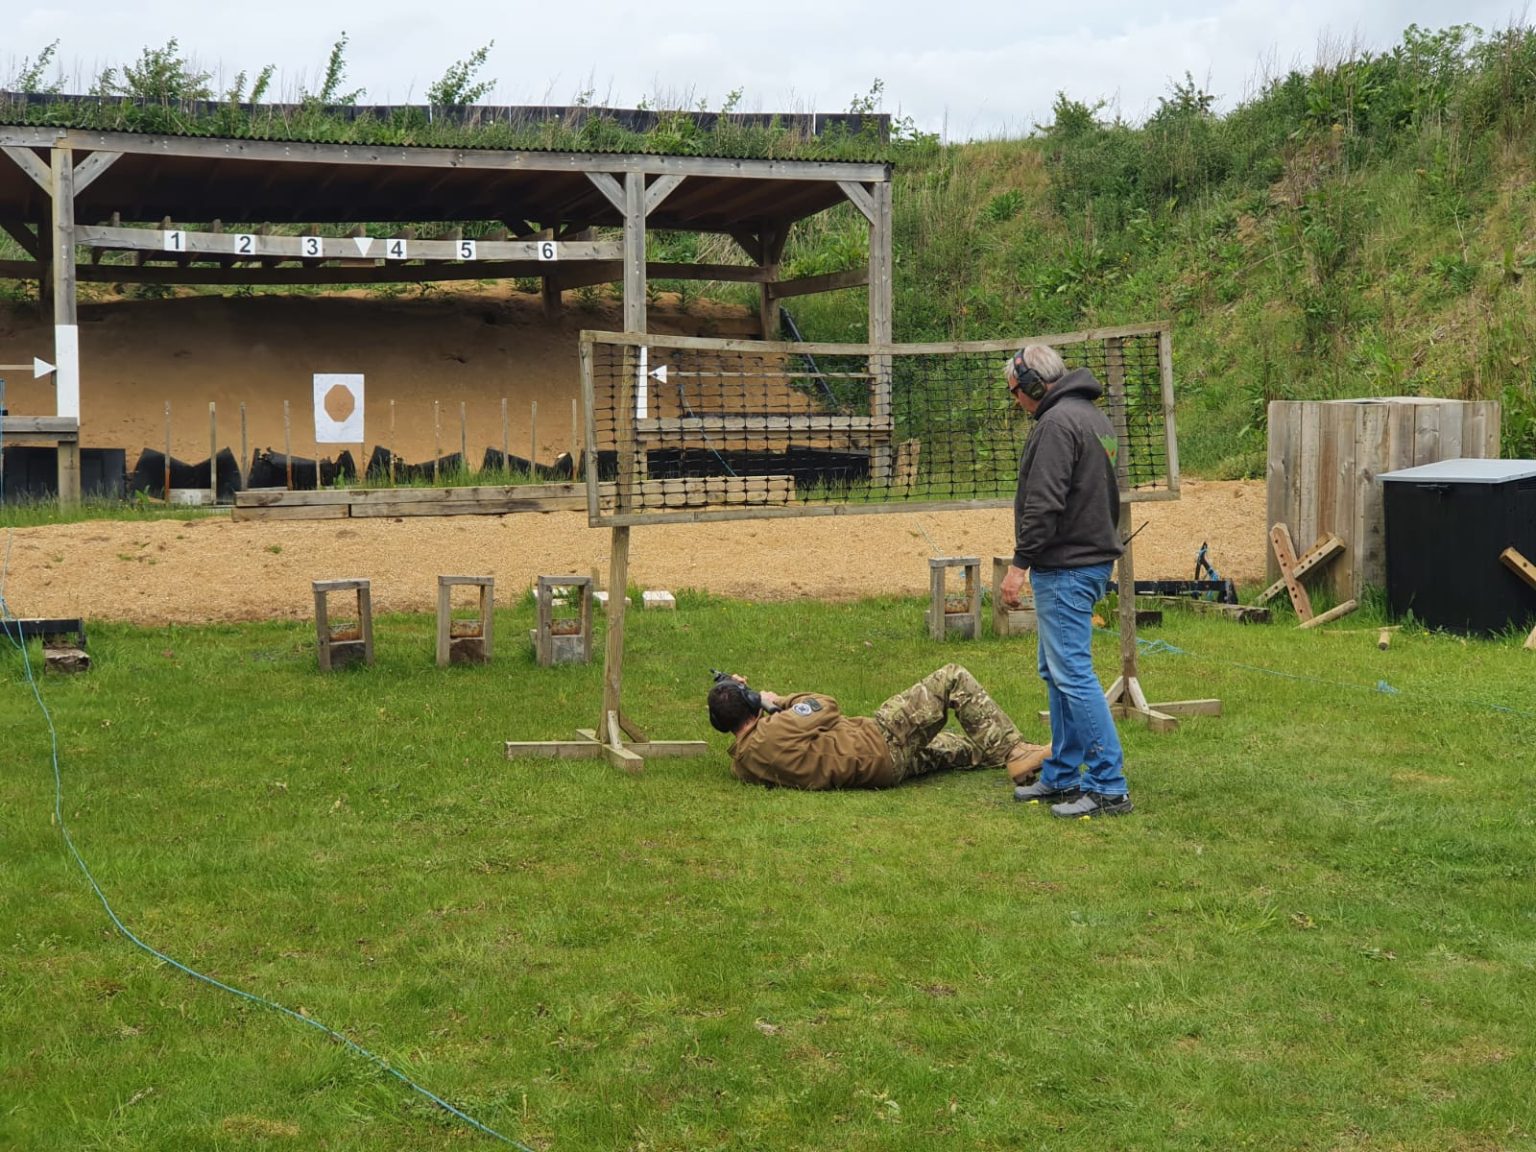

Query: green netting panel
<box><xmin>581</xmin><ymin>325</ymin><xmax>1176</xmax><ymax>526</ymax></box>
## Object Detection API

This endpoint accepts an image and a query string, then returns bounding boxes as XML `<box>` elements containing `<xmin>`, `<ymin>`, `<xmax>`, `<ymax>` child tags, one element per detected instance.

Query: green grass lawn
<box><xmin>2</xmin><ymin>592</ymin><xmax>1533</xmax><ymax>1151</ymax></box>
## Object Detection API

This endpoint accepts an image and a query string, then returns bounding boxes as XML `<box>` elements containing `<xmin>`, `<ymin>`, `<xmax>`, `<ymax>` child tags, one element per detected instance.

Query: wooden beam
<box><xmin>765</xmin><ymin>267</ymin><xmax>868</xmax><ymax>299</ymax></box>
<box><xmin>644</xmin><ymin>173</ymin><xmax>686</xmax><ymax>216</ymax></box>
<box><xmin>0</xmin><ymin>126</ymin><xmax>895</xmax><ymax>183</ymax></box>
<box><xmin>635</xmin><ymin>414</ymin><xmax>875</xmax><ymax>435</ymax></box>
<box><xmin>727</xmin><ymin>227</ymin><xmax>762</xmax><ymax>264</ymax></box>
<box><xmin>2</xmin><ymin>146</ymin><xmax>51</xmax><ymax>192</ymax></box>
<box><xmin>581</xmin><ymin>321</ymin><xmax>1173</xmax><ymax>359</ymax></box>
<box><xmin>49</xmin><ymin>144</ymin><xmax>81</xmax><ymax>508</ymax></box>
<box><xmin>838</xmin><ymin>179</ymin><xmax>876</xmax><ymax>223</ymax></box>
<box><xmin>504</xmin><ymin>737</ymin><xmax>708</xmax><ymax>760</ymax></box>
<box><xmin>1500</xmin><ymin>546</ymin><xmax>1536</xmax><ymax>592</ymax></box>
<box><xmin>0</xmin><ymin>416</ymin><xmax>80</xmax><ymax>444</ymax></box>
<box><xmin>70</xmin><ymin>150</ymin><xmax>121</xmax><ymax>195</ymax></box>
<box><xmin>74</xmin><ymin>224</ymin><xmax>622</xmax><ymax>264</ymax></box>
<box><xmin>0</xmin><ymin>219</ymin><xmax>42</xmax><ymax>259</ymax></box>
<box><xmin>0</xmin><ymin>257</ymin><xmax>615</xmax><ymax>288</ymax></box>
<box><xmin>586</xmin><ymin>171</ymin><xmax>626</xmax><ymax>212</ymax></box>
<box><xmin>1269</xmin><ymin>523</ymin><xmax>1314</xmax><ymax>622</ymax></box>
<box><xmin>1298</xmin><ymin>598</ymin><xmax>1359</xmax><ymax>630</ymax></box>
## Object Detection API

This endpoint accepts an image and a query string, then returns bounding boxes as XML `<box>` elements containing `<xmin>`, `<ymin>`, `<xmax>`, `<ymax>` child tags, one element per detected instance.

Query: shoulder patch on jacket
<box><xmin>792</xmin><ymin>699</ymin><xmax>822</xmax><ymax>715</ymax></box>
<box><xmin>1097</xmin><ymin>433</ymin><xmax>1119</xmax><ymax>464</ymax></box>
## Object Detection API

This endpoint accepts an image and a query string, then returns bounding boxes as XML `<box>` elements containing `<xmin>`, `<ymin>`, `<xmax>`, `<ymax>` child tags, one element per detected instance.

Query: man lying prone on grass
<box><xmin>707</xmin><ymin>663</ymin><xmax>1049</xmax><ymax>790</ymax></box>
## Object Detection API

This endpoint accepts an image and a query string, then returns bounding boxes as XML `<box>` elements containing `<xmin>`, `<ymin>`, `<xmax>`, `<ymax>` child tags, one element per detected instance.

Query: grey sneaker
<box><xmin>1014</xmin><ymin>778</ymin><xmax>1081</xmax><ymax>805</ymax></box>
<box><xmin>1050</xmin><ymin>792</ymin><xmax>1134</xmax><ymax>819</ymax></box>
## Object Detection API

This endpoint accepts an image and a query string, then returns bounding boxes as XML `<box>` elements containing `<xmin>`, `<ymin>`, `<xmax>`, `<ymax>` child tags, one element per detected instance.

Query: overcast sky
<box><xmin>7</xmin><ymin>1</ymin><xmax>1531</xmax><ymax>138</ymax></box>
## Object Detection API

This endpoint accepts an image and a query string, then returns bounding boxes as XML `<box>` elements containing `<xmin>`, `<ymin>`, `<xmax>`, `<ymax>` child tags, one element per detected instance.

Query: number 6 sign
<box><xmin>537</xmin><ymin>240</ymin><xmax>559</xmax><ymax>262</ymax></box>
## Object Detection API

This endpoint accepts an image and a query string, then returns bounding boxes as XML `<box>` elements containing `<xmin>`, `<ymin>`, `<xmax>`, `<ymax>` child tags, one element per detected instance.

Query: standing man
<box><xmin>999</xmin><ymin>344</ymin><xmax>1134</xmax><ymax>817</ymax></box>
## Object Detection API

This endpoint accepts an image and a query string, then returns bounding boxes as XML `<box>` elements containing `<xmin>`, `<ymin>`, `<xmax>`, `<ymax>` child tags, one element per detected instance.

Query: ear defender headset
<box><xmin>708</xmin><ymin>671</ymin><xmax>767</xmax><ymax>733</ymax></box>
<box><xmin>1009</xmin><ymin>350</ymin><xmax>1049</xmax><ymax>402</ymax></box>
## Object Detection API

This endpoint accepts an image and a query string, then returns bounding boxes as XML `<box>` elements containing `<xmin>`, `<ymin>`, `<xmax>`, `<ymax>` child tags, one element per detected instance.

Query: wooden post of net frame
<box><xmin>48</xmin><ymin>144</ymin><xmax>82</xmax><ymax>507</ymax></box>
<box><xmin>503</xmin><ymin>168</ymin><xmax>705</xmax><ymax>771</ymax></box>
<box><xmin>598</xmin><ymin>169</ymin><xmax>649</xmax><ymax>765</ymax></box>
<box><xmin>1100</xmin><ymin>334</ymin><xmax>1220</xmax><ymax>732</ymax></box>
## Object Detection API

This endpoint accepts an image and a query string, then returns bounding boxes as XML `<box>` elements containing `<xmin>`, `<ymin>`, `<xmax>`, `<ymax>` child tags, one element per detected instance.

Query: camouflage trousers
<box><xmin>871</xmin><ymin>663</ymin><xmax>1024</xmax><ymax>782</ymax></box>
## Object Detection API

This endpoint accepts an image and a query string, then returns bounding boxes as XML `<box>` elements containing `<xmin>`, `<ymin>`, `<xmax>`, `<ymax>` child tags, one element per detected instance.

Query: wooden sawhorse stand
<box><xmin>1102</xmin><ymin>508</ymin><xmax>1223</xmax><ymax>731</ymax></box>
<box><xmin>504</xmin><ymin>526</ymin><xmax>709</xmax><ymax>771</ymax></box>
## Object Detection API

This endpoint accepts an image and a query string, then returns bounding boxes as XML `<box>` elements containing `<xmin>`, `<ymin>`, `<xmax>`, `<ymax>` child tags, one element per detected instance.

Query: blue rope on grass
<box><xmin>0</xmin><ymin>563</ymin><xmax>530</xmax><ymax>1149</ymax></box>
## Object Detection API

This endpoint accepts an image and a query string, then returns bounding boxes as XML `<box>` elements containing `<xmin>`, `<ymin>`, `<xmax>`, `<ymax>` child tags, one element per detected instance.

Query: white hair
<box><xmin>1019</xmin><ymin>344</ymin><xmax>1067</xmax><ymax>384</ymax></box>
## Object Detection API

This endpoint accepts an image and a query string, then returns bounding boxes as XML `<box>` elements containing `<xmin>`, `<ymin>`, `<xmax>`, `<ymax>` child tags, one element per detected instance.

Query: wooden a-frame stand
<box><xmin>502</xmin><ymin>525</ymin><xmax>711</xmax><ymax>771</ymax></box>
<box><xmin>1102</xmin><ymin>500</ymin><xmax>1223</xmax><ymax>732</ymax></box>
<box><xmin>1098</xmin><ymin>338</ymin><xmax>1220</xmax><ymax>732</ymax></box>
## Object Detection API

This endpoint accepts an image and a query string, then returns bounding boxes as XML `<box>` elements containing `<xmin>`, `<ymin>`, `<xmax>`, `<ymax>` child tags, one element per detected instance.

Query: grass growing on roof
<box><xmin>2</xmin><ymin>593</ymin><xmax>1533</xmax><ymax>1150</ymax></box>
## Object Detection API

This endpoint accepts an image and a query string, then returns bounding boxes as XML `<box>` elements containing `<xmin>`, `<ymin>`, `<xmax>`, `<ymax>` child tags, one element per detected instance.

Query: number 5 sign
<box><xmin>537</xmin><ymin>240</ymin><xmax>559</xmax><ymax>262</ymax></box>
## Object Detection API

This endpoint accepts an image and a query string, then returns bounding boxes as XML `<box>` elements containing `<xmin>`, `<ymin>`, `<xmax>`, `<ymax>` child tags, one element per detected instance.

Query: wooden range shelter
<box><xmin>0</xmin><ymin>115</ymin><xmax>894</xmax><ymax>505</ymax></box>
<box><xmin>0</xmin><ymin>111</ymin><xmax>892</xmax><ymax>765</ymax></box>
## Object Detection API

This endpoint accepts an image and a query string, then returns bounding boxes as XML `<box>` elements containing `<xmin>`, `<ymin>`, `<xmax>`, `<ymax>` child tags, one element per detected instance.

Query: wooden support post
<box><xmin>501</xmin><ymin>397</ymin><xmax>509</xmax><ymax>469</ymax></box>
<box><xmin>1097</xmin><ymin>337</ymin><xmax>1213</xmax><ymax>731</ymax></box>
<box><xmin>570</xmin><ymin>398</ymin><xmax>579</xmax><ymax>475</ymax></box>
<box><xmin>283</xmin><ymin>400</ymin><xmax>293</xmax><ymax>489</ymax></box>
<box><xmin>239</xmin><ymin>402</ymin><xmax>248</xmax><ymax>486</ymax></box>
<box><xmin>49</xmin><ymin>145</ymin><xmax>81</xmax><ymax>507</ymax></box>
<box><xmin>867</xmin><ymin>178</ymin><xmax>893</xmax><ymax>486</ymax></box>
<box><xmin>433</xmin><ymin>400</ymin><xmax>441</xmax><ymax>483</ymax></box>
<box><xmin>459</xmin><ymin>401</ymin><xmax>468</xmax><ymax>470</ymax></box>
<box><xmin>530</xmin><ymin>399</ymin><xmax>538</xmax><ymax>470</ymax></box>
<box><xmin>208</xmin><ymin>401</ymin><xmax>218</xmax><ymax>502</ymax></box>
<box><xmin>163</xmin><ymin>402</ymin><xmax>172</xmax><ymax>499</ymax></box>
<box><xmin>389</xmin><ymin>400</ymin><xmax>397</xmax><ymax>484</ymax></box>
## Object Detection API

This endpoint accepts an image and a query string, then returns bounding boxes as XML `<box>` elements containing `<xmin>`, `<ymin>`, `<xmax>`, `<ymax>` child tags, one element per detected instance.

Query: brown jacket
<box><xmin>728</xmin><ymin>693</ymin><xmax>896</xmax><ymax>790</ymax></box>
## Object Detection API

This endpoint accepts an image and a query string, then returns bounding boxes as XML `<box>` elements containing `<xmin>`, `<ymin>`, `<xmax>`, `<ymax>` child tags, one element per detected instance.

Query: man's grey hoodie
<box><xmin>1012</xmin><ymin>367</ymin><xmax>1125</xmax><ymax>572</ymax></box>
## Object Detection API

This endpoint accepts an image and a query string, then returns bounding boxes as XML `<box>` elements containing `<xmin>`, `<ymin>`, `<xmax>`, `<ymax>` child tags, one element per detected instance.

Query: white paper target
<box><xmin>313</xmin><ymin>374</ymin><xmax>365</xmax><ymax>443</ymax></box>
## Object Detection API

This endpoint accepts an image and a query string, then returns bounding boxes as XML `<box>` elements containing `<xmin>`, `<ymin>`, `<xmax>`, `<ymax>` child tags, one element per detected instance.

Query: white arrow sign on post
<box><xmin>0</xmin><ymin>358</ymin><xmax>56</xmax><ymax>377</ymax></box>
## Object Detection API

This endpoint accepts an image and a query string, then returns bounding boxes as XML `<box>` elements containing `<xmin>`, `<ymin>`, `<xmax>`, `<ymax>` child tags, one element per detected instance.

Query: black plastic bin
<box><xmin>1381</xmin><ymin>458</ymin><xmax>1536</xmax><ymax>635</ymax></box>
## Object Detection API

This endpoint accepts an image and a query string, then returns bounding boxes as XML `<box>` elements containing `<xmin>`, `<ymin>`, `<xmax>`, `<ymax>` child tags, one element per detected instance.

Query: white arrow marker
<box><xmin>649</xmin><ymin>364</ymin><xmax>669</xmax><ymax>384</ymax></box>
<box><xmin>0</xmin><ymin>359</ymin><xmax>56</xmax><ymax>377</ymax></box>
<box><xmin>353</xmin><ymin>236</ymin><xmax>373</xmax><ymax>256</ymax></box>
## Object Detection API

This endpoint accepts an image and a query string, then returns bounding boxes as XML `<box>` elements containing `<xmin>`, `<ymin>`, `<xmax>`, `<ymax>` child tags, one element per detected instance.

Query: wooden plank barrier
<box><xmin>1267</xmin><ymin>398</ymin><xmax>1500</xmax><ymax>601</ymax></box>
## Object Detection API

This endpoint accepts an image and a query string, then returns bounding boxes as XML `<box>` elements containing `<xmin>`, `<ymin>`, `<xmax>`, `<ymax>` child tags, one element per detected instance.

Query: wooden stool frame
<box><xmin>992</xmin><ymin>555</ymin><xmax>1037</xmax><ymax>636</ymax></box>
<box><xmin>313</xmin><ymin>579</ymin><xmax>374</xmax><ymax>671</ymax></box>
<box><xmin>437</xmin><ymin>575</ymin><xmax>495</xmax><ymax>666</ymax></box>
<box><xmin>928</xmin><ymin>556</ymin><xmax>982</xmax><ymax>640</ymax></box>
<box><xmin>533</xmin><ymin>575</ymin><xmax>593</xmax><ymax>666</ymax></box>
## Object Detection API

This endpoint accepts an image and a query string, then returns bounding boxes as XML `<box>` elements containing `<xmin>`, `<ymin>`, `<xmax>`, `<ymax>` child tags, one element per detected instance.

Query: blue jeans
<box><xmin>1031</xmin><ymin>562</ymin><xmax>1128</xmax><ymax>797</ymax></box>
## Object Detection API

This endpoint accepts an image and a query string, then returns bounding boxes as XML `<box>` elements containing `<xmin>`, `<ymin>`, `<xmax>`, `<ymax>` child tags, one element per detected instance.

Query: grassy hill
<box><xmin>775</xmin><ymin>23</ymin><xmax>1536</xmax><ymax>476</ymax></box>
